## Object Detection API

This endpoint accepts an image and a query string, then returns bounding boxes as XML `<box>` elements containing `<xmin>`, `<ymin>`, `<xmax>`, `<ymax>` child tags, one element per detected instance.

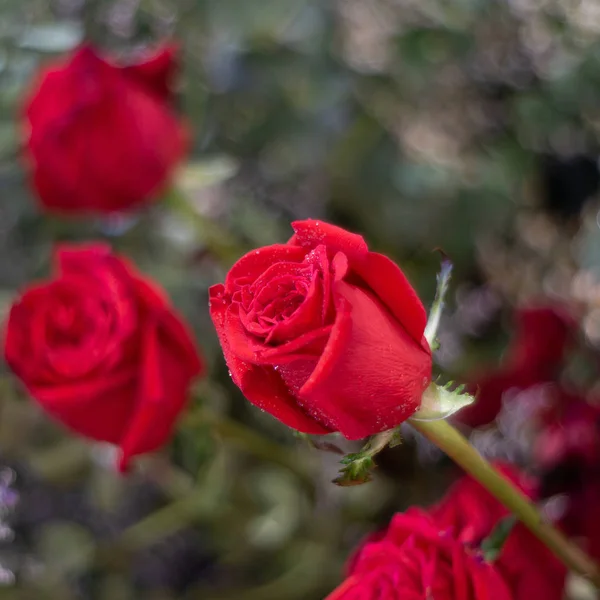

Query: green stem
<box><xmin>409</xmin><ymin>418</ymin><xmax>600</xmax><ymax>587</ymax></box>
<box><xmin>363</xmin><ymin>429</ymin><xmax>397</xmax><ymax>458</ymax></box>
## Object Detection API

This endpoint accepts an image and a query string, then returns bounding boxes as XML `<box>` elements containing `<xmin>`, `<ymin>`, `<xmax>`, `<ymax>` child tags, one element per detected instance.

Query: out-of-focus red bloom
<box><xmin>327</xmin><ymin>509</ymin><xmax>512</xmax><ymax>600</ymax></box>
<box><xmin>535</xmin><ymin>394</ymin><xmax>600</xmax><ymax>562</ymax></box>
<box><xmin>4</xmin><ymin>244</ymin><xmax>204</xmax><ymax>471</ymax></box>
<box><xmin>457</xmin><ymin>305</ymin><xmax>575</xmax><ymax>428</ymax></box>
<box><xmin>535</xmin><ymin>394</ymin><xmax>600</xmax><ymax>470</ymax></box>
<box><xmin>22</xmin><ymin>43</ymin><xmax>187</xmax><ymax>214</ymax></box>
<box><xmin>432</xmin><ymin>464</ymin><xmax>567</xmax><ymax>600</ymax></box>
<box><xmin>329</xmin><ymin>463</ymin><xmax>567</xmax><ymax>600</ymax></box>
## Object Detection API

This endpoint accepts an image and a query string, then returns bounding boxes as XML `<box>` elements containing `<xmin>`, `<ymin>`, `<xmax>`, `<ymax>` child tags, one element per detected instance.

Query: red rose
<box><xmin>327</xmin><ymin>509</ymin><xmax>512</xmax><ymax>600</ymax></box>
<box><xmin>458</xmin><ymin>305</ymin><xmax>574</xmax><ymax>428</ymax></box>
<box><xmin>22</xmin><ymin>44</ymin><xmax>187</xmax><ymax>214</ymax></box>
<box><xmin>432</xmin><ymin>464</ymin><xmax>566</xmax><ymax>600</ymax></box>
<box><xmin>209</xmin><ymin>220</ymin><xmax>432</xmax><ymax>439</ymax></box>
<box><xmin>4</xmin><ymin>244</ymin><xmax>203</xmax><ymax>470</ymax></box>
<box><xmin>535</xmin><ymin>394</ymin><xmax>600</xmax><ymax>470</ymax></box>
<box><xmin>534</xmin><ymin>395</ymin><xmax>600</xmax><ymax>561</ymax></box>
<box><xmin>330</xmin><ymin>465</ymin><xmax>567</xmax><ymax>600</ymax></box>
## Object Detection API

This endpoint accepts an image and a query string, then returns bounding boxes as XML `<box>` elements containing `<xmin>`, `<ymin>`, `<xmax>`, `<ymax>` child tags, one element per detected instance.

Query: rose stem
<box><xmin>363</xmin><ymin>429</ymin><xmax>397</xmax><ymax>457</ymax></box>
<box><xmin>409</xmin><ymin>417</ymin><xmax>600</xmax><ymax>587</ymax></box>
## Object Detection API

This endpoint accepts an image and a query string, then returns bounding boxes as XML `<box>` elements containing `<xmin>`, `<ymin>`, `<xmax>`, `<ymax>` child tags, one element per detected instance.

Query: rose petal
<box><xmin>257</xmin><ymin>326</ymin><xmax>332</xmax><ymax>364</ymax></box>
<box><xmin>122</xmin><ymin>43</ymin><xmax>179</xmax><ymax>102</ymax></box>
<box><xmin>55</xmin><ymin>243</ymin><xmax>112</xmax><ymax>273</ymax></box>
<box><xmin>267</xmin><ymin>274</ymin><xmax>324</xmax><ymax>344</ymax></box>
<box><xmin>210</xmin><ymin>284</ymin><xmax>330</xmax><ymax>434</ymax></box>
<box><xmin>27</xmin><ymin>369</ymin><xmax>137</xmax><ymax>443</ymax></box>
<box><xmin>117</xmin><ymin>310</ymin><xmax>201</xmax><ymax>471</ymax></box>
<box><xmin>352</xmin><ymin>251</ymin><xmax>429</xmax><ymax>350</ymax></box>
<box><xmin>224</xmin><ymin>245</ymin><xmax>307</xmax><ymax>294</ymax></box>
<box><xmin>290</xmin><ymin>220</ymin><xmax>368</xmax><ymax>262</ymax></box>
<box><xmin>297</xmin><ymin>281</ymin><xmax>431</xmax><ymax>439</ymax></box>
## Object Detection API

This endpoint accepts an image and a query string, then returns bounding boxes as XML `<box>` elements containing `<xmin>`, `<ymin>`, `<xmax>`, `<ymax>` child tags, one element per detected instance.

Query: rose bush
<box><xmin>22</xmin><ymin>43</ymin><xmax>187</xmax><ymax>214</ymax></box>
<box><xmin>4</xmin><ymin>244</ymin><xmax>203</xmax><ymax>470</ymax></box>
<box><xmin>209</xmin><ymin>219</ymin><xmax>432</xmax><ymax>439</ymax></box>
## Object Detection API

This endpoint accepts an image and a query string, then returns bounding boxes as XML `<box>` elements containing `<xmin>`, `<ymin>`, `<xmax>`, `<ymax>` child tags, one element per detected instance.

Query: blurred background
<box><xmin>1</xmin><ymin>0</ymin><xmax>600</xmax><ymax>598</ymax></box>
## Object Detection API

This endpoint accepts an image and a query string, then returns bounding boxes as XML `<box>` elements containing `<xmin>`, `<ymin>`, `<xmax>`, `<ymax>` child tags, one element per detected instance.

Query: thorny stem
<box><xmin>409</xmin><ymin>418</ymin><xmax>600</xmax><ymax>587</ymax></box>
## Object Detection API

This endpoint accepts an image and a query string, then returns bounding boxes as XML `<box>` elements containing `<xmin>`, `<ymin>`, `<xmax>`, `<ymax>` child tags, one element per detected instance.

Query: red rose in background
<box><xmin>22</xmin><ymin>44</ymin><xmax>187</xmax><ymax>214</ymax></box>
<box><xmin>4</xmin><ymin>244</ymin><xmax>203</xmax><ymax>470</ymax></box>
<box><xmin>330</xmin><ymin>464</ymin><xmax>566</xmax><ymax>600</ymax></box>
<box><xmin>327</xmin><ymin>509</ymin><xmax>512</xmax><ymax>600</ymax></box>
<box><xmin>430</xmin><ymin>463</ymin><xmax>534</xmax><ymax>544</ymax></box>
<box><xmin>535</xmin><ymin>394</ymin><xmax>600</xmax><ymax>470</ymax></box>
<box><xmin>209</xmin><ymin>220</ymin><xmax>432</xmax><ymax>439</ymax></box>
<box><xmin>432</xmin><ymin>464</ymin><xmax>566</xmax><ymax>600</ymax></box>
<box><xmin>457</xmin><ymin>305</ymin><xmax>575</xmax><ymax>428</ymax></box>
<box><xmin>535</xmin><ymin>395</ymin><xmax>600</xmax><ymax>561</ymax></box>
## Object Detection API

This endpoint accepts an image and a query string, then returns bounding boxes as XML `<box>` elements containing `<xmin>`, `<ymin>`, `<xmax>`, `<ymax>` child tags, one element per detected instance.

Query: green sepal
<box><xmin>481</xmin><ymin>515</ymin><xmax>517</xmax><ymax>561</ymax></box>
<box><xmin>411</xmin><ymin>380</ymin><xmax>475</xmax><ymax>421</ymax></box>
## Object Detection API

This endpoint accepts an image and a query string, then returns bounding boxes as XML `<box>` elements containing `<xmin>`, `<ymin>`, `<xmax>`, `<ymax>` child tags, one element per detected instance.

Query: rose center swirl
<box><xmin>233</xmin><ymin>262</ymin><xmax>323</xmax><ymax>345</ymax></box>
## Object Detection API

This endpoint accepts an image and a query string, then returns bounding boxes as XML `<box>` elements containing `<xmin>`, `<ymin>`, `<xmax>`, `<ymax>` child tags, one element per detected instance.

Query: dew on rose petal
<box><xmin>227</xmin><ymin>370</ymin><xmax>232</xmax><ymax>378</ymax></box>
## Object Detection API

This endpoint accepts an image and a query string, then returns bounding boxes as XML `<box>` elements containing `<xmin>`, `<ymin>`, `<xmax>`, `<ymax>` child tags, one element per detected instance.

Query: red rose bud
<box><xmin>209</xmin><ymin>220</ymin><xmax>432</xmax><ymax>439</ymax></box>
<box><xmin>4</xmin><ymin>244</ymin><xmax>204</xmax><ymax>471</ymax></box>
<box><xmin>22</xmin><ymin>44</ymin><xmax>187</xmax><ymax>214</ymax></box>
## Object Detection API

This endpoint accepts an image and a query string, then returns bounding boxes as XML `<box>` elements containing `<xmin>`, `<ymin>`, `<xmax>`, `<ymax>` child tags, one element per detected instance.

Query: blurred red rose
<box><xmin>327</xmin><ymin>509</ymin><xmax>512</xmax><ymax>600</ymax></box>
<box><xmin>429</xmin><ymin>463</ymin><xmax>534</xmax><ymax>544</ymax></box>
<box><xmin>535</xmin><ymin>395</ymin><xmax>600</xmax><ymax>561</ymax></box>
<box><xmin>535</xmin><ymin>394</ymin><xmax>600</xmax><ymax>470</ymax></box>
<box><xmin>457</xmin><ymin>305</ymin><xmax>575</xmax><ymax>428</ymax></box>
<box><xmin>4</xmin><ymin>244</ymin><xmax>203</xmax><ymax>470</ymax></box>
<box><xmin>331</xmin><ymin>464</ymin><xmax>566</xmax><ymax>600</ymax></box>
<box><xmin>432</xmin><ymin>464</ymin><xmax>567</xmax><ymax>600</ymax></box>
<box><xmin>209</xmin><ymin>219</ymin><xmax>432</xmax><ymax>439</ymax></box>
<box><xmin>22</xmin><ymin>44</ymin><xmax>187</xmax><ymax>214</ymax></box>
